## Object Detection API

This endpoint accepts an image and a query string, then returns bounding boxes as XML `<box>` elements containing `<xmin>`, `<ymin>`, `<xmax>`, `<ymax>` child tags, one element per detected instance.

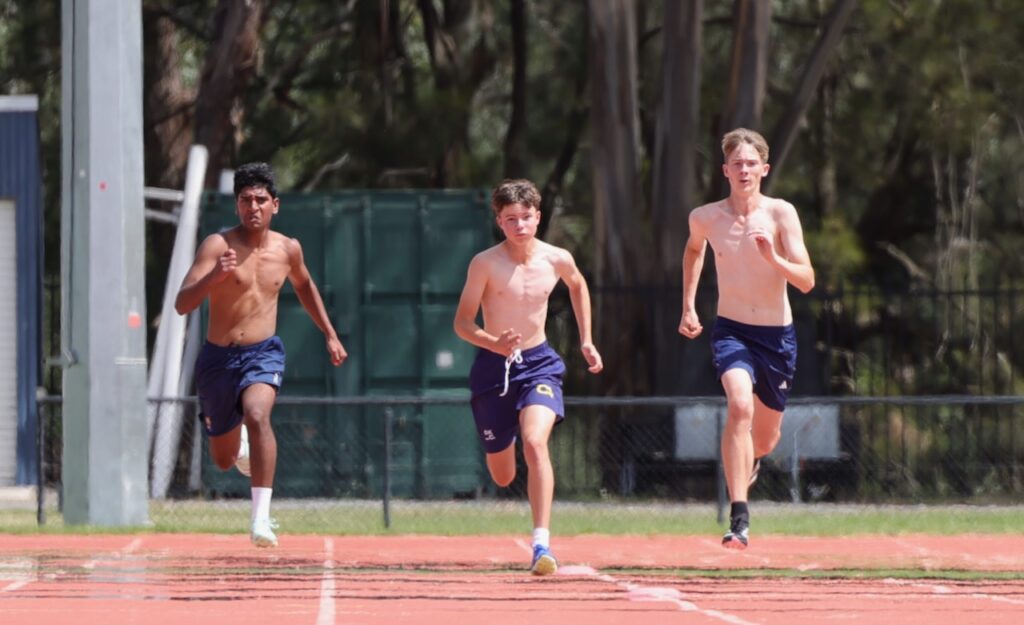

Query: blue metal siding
<box><xmin>0</xmin><ymin>102</ymin><xmax>43</xmax><ymax>485</ymax></box>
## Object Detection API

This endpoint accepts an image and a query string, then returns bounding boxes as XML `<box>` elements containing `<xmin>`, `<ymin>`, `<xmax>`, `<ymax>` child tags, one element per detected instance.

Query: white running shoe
<box><xmin>235</xmin><ymin>424</ymin><xmax>251</xmax><ymax>477</ymax></box>
<box><xmin>251</xmin><ymin>518</ymin><xmax>279</xmax><ymax>548</ymax></box>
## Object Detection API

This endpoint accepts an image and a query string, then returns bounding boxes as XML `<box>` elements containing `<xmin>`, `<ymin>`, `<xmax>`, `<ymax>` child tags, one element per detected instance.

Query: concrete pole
<box><xmin>60</xmin><ymin>0</ymin><xmax>149</xmax><ymax>525</ymax></box>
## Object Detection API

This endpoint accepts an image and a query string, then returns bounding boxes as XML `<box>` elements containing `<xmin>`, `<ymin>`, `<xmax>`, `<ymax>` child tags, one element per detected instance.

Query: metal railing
<box><xmin>35</xmin><ymin>394</ymin><xmax>1024</xmax><ymax>528</ymax></box>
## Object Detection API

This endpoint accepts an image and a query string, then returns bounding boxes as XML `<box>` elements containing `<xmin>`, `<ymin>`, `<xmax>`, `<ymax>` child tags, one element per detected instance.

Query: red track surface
<box><xmin>1</xmin><ymin>534</ymin><xmax>1022</xmax><ymax>624</ymax></box>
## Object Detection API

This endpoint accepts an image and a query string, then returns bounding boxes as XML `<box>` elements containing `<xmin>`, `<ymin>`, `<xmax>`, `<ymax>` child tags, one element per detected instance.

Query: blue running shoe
<box><xmin>530</xmin><ymin>545</ymin><xmax>558</xmax><ymax>576</ymax></box>
<box><xmin>722</xmin><ymin>516</ymin><xmax>749</xmax><ymax>550</ymax></box>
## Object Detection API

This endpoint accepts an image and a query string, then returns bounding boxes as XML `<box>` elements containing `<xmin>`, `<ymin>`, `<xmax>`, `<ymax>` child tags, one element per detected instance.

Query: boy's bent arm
<box><xmin>679</xmin><ymin>211</ymin><xmax>708</xmax><ymax>338</ymax></box>
<box><xmin>453</xmin><ymin>255</ymin><xmax>502</xmax><ymax>352</ymax></box>
<box><xmin>559</xmin><ymin>255</ymin><xmax>594</xmax><ymax>347</ymax></box>
<box><xmin>681</xmin><ymin>212</ymin><xmax>708</xmax><ymax>311</ymax></box>
<box><xmin>774</xmin><ymin>204</ymin><xmax>815</xmax><ymax>293</ymax></box>
<box><xmin>287</xmin><ymin>239</ymin><xmax>347</xmax><ymax>365</ymax></box>
<box><xmin>557</xmin><ymin>251</ymin><xmax>603</xmax><ymax>373</ymax></box>
<box><xmin>175</xmin><ymin>235</ymin><xmax>227</xmax><ymax>315</ymax></box>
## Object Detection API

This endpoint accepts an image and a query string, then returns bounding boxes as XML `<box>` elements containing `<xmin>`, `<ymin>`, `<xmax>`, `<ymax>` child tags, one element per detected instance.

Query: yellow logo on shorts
<box><xmin>536</xmin><ymin>384</ymin><xmax>555</xmax><ymax>398</ymax></box>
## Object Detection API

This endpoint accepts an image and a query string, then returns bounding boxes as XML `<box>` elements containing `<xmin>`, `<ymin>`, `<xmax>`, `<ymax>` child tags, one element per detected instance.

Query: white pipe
<box><xmin>150</xmin><ymin>145</ymin><xmax>208</xmax><ymax>498</ymax></box>
<box><xmin>182</xmin><ymin>314</ymin><xmax>204</xmax><ymax>492</ymax></box>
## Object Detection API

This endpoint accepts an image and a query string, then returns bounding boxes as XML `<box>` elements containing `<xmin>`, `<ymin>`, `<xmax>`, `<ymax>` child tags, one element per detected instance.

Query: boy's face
<box><xmin>235</xmin><ymin>185</ymin><xmax>279</xmax><ymax>230</ymax></box>
<box><xmin>496</xmin><ymin>202</ymin><xmax>540</xmax><ymax>242</ymax></box>
<box><xmin>723</xmin><ymin>143</ymin><xmax>770</xmax><ymax>194</ymax></box>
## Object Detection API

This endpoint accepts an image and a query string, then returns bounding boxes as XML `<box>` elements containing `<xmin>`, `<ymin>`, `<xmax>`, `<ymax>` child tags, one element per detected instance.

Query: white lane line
<box><xmin>1</xmin><ymin>580</ymin><xmax>29</xmax><ymax>593</ymax></box>
<box><xmin>3</xmin><ymin>538</ymin><xmax>145</xmax><ymax>594</ymax></box>
<box><xmin>316</xmin><ymin>538</ymin><xmax>336</xmax><ymax>625</ymax></box>
<box><xmin>886</xmin><ymin>540</ymin><xmax>1024</xmax><ymax>605</ymax></box>
<box><xmin>82</xmin><ymin>537</ymin><xmax>144</xmax><ymax>570</ymax></box>
<box><xmin>1</xmin><ymin>557</ymin><xmax>36</xmax><ymax>593</ymax></box>
<box><xmin>514</xmin><ymin>539</ymin><xmax>757</xmax><ymax>625</ymax></box>
<box><xmin>884</xmin><ymin>578</ymin><xmax>1024</xmax><ymax>606</ymax></box>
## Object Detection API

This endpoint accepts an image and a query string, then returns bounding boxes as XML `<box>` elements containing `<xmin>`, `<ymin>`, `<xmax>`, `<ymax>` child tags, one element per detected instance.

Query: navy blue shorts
<box><xmin>194</xmin><ymin>336</ymin><xmax>285</xmax><ymax>436</ymax></box>
<box><xmin>711</xmin><ymin>316</ymin><xmax>797</xmax><ymax>412</ymax></box>
<box><xmin>469</xmin><ymin>342</ymin><xmax>566</xmax><ymax>454</ymax></box>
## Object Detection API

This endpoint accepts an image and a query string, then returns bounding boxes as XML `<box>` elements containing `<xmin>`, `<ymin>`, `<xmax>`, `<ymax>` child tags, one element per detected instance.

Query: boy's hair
<box><xmin>721</xmin><ymin>128</ymin><xmax>770</xmax><ymax>163</ymax></box>
<box><xmin>234</xmin><ymin>162</ymin><xmax>278</xmax><ymax>198</ymax></box>
<box><xmin>491</xmin><ymin>179</ymin><xmax>541</xmax><ymax>215</ymax></box>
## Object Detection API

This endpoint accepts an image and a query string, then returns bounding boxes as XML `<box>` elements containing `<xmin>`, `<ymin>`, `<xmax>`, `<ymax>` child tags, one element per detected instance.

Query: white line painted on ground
<box><xmin>82</xmin><ymin>537</ymin><xmax>143</xmax><ymax>570</ymax></box>
<box><xmin>514</xmin><ymin>539</ymin><xmax>757</xmax><ymax>625</ymax></box>
<box><xmin>1</xmin><ymin>580</ymin><xmax>29</xmax><ymax>593</ymax></box>
<box><xmin>317</xmin><ymin>538</ymin><xmax>336</xmax><ymax>625</ymax></box>
<box><xmin>884</xmin><ymin>578</ymin><xmax>1024</xmax><ymax>606</ymax></box>
<box><xmin>0</xmin><ymin>557</ymin><xmax>35</xmax><ymax>592</ymax></box>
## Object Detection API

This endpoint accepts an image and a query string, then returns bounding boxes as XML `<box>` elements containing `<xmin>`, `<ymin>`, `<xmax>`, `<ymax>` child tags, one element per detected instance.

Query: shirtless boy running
<box><xmin>175</xmin><ymin>162</ymin><xmax>346</xmax><ymax>547</ymax></box>
<box><xmin>454</xmin><ymin>179</ymin><xmax>603</xmax><ymax>575</ymax></box>
<box><xmin>678</xmin><ymin>129</ymin><xmax>815</xmax><ymax>549</ymax></box>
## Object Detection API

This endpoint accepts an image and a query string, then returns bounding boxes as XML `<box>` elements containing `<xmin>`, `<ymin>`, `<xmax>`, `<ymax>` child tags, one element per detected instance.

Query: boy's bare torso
<box><xmin>698</xmin><ymin>198</ymin><xmax>793</xmax><ymax>326</ymax></box>
<box><xmin>206</xmin><ymin>229</ymin><xmax>293</xmax><ymax>346</ymax></box>
<box><xmin>478</xmin><ymin>241</ymin><xmax>563</xmax><ymax>351</ymax></box>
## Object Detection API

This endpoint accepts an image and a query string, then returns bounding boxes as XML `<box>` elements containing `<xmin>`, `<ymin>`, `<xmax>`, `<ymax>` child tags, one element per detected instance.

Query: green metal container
<box><xmin>198</xmin><ymin>190</ymin><xmax>491</xmax><ymax>499</ymax></box>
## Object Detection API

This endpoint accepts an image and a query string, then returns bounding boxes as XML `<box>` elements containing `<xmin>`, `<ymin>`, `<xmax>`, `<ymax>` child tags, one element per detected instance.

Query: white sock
<box><xmin>532</xmin><ymin>527</ymin><xmax>550</xmax><ymax>549</ymax></box>
<box><xmin>251</xmin><ymin>487</ymin><xmax>273</xmax><ymax>524</ymax></box>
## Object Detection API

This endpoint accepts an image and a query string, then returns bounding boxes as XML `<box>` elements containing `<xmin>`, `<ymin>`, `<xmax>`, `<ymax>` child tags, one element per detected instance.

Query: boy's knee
<box><xmin>754</xmin><ymin>430</ymin><xmax>782</xmax><ymax>457</ymax></box>
<box><xmin>211</xmin><ymin>451</ymin><xmax>235</xmax><ymax>471</ymax></box>
<box><xmin>727</xmin><ymin>395</ymin><xmax>755</xmax><ymax>417</ymax></box>
<box><xmin>492</xmin><ymin>473</ymin><xmax>514</xmax><ymax>488</ymax></box>
<box><xmin>243</xmin><ymin>407</ymin><xmax>271</xmax><ymax>429</ymax></box>
<box><xmin>520</xmin><ymin>438</ymin><xmax>550</xmax><ymax>464</ymax></box>
<box><xmin>489</xmin><ymin>467</ymin><xmax>515</xmax><ymax>488</ymax></box>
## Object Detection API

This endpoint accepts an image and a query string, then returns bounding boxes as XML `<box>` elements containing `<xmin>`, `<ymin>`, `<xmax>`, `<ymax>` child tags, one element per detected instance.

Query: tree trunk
<box><xmin>141</xmin><ymin>9</ymin><xmax>198</xmax><ymax>343</ymax></box>
<box><xmin>765</xmin><ymin>0</ymin><xmax>857</xmax><ymax>193</ymax></box>
<box><xmin>652</xmin><ymin>0</ymin><xmax>702</xmax><ymax>280</ymax></box>
<box><xmin>587</xmin><ymin>0</ymin><xmax>649</xmax><ymax>394</ymax></box>
<box><xmin>723</xmin><ymin>0</ymin><xmax>771</xmax><ymax>131</ymax></box>
<box><xmin>416</xmin><ymin>0</ymin><xmax>496</xmax><ymax>186</ymax></box>
<box><xmin>538</xmin><ymin>12</ymin><xmax>589</xmax><ymax>240</ymax></box>
<box><xmin>651</xmin><ymin>0</ymin><xmax>703</xmax><ymax>394</ymax></box>
<box><xmin>708</xmin><ymin>0</ymin><xmax>772</xmax><ymax>201</ymax></box>
<box><xmin>193</xmin><ymin>0</ymin><xmax>266</xmax><ymax>186</ymax></box>
<box><xmin>142</xmin><ymin>10</ymin><xmax>193</xmax><ymax>190</ymax></box>
<box><xmin>503</xmin><ymin>0</ymin><xmax>528</xmax><ymax>179</ymax></box>
<box><xmin>587</xmin><ymin>0</ymin><xmax>643</xmax><ymax>286</ymax></box>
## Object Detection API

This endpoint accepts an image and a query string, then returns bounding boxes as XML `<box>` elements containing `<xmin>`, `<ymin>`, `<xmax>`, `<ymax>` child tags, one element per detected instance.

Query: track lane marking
<box><xmin>316</xmin><ymin>537</ymin><xmax>336</xmax><ymax>625</ymax></box>
<box><xmin>514</xmin><ymin>539</ymin><xmax>757</xmax><ymax>624</ymax></box>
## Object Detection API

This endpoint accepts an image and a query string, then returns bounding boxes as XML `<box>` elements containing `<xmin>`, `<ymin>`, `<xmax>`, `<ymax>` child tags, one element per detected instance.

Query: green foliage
<box><xmin>805</xmin><ymin>215</ymin><xmax>866</xmax><ymax>287</ymax></box>
<box><xmin>6</xmin><ymin>0</ymin><xmax>1024</xmax><ymax>397</ymax></box>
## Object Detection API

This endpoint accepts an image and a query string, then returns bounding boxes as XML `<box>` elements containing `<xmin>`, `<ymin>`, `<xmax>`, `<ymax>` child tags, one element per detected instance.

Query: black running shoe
<box><xmin>722</xmin><ymin>516</ymin><xmax>749</xmax><ymax>550</ymax></box>
<box><xmin>749</xmin><ymin>457</ymin><xmax>761</xmax><ymax>487</ymax></box>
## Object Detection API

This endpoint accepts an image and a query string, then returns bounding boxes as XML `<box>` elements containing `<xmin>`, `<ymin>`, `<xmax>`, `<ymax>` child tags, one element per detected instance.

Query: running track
<box><xmin>2</xmin><ymin>534</ymin><xmax>1022</xmax><ymax>624</ymax></box>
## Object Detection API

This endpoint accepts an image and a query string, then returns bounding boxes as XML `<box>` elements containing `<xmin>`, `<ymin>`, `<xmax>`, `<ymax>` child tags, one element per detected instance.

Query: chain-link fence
<box><xmin>33</xmin><ymin>278</ymin><xmax>1024</xmax><ymax>528</ymax></box>
<box><xmin>34</xmin><ymin>394</ymin><xmax>1024</xmax><ymax>530</ymax></box>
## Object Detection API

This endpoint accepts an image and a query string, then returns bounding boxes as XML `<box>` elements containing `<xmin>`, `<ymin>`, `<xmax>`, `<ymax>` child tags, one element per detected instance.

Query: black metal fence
<box><xmin>33</xmin><ymin>284</ymin><xmax>1024</xmax><ymax>527</ymax></box>
<box><xmin>35</xmin><ymin>394</ymin><xmax>1024</xmax><ymax>528</ymax></box>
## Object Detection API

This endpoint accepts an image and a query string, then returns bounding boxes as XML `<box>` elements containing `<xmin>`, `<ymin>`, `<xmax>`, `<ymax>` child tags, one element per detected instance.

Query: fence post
<box><xmin>715</xmin><ymin>406</ymin><xmax>726</xmax><ymax>524</ymax></box>
<box><xmin>383</xmin><ymin>406</ymin><xmax>393</xmax><ymax>529</ymax></box>
<box><xmin>36</xmin><ymin>400</ymin><xmax>45</xmax><ymax>526</ymax></box>
<box><xmin>790</xmin><ymin>429</ymin><xmax>802</xmax><ymax>503</ymax></box>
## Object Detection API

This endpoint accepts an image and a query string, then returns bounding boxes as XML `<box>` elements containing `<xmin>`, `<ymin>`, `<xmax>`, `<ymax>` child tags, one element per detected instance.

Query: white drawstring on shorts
<box><xmin>499</xmin><ymin>348</ymin><xmax>523</xmax><ymax>397</ymax></box>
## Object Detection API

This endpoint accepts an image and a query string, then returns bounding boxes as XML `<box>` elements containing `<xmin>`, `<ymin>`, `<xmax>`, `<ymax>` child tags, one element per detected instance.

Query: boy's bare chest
<box><xmin>707</xmin><ymin>213</ymin><xmax>775</xmax><ymax>257</ymax></box>
<box><xmin>494</xmin><ymin>262</ymin><xmax>558</xmax><ymax>302</ymax></box>
<box><xmin>227</xmin><ymin>250</ymin><xmax>290</xmax><ymax>295</ymax></box>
